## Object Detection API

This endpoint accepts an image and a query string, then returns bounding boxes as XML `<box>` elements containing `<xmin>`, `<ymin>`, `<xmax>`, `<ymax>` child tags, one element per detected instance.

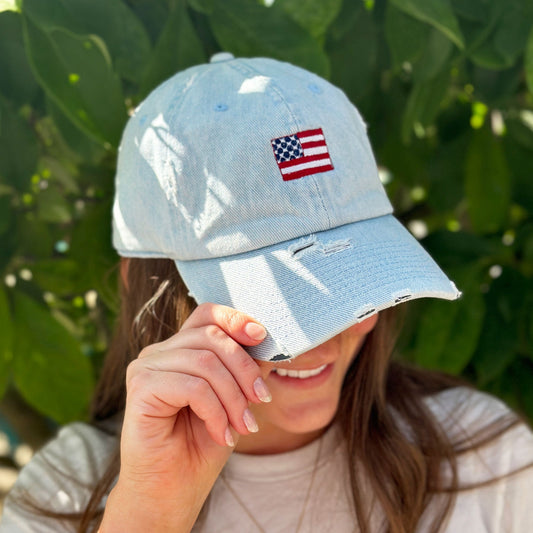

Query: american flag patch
<box><xmin>271</xmin><ymin>128</ymin><xmax>334</xmax><ymax>181</ymax></box>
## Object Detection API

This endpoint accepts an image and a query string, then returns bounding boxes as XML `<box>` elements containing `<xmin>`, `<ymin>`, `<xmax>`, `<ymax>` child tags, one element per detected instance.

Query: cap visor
<box><xmin>176</xmin><ymin>215</ymin><xmax>460</xmax><ymax>361</ymax></box>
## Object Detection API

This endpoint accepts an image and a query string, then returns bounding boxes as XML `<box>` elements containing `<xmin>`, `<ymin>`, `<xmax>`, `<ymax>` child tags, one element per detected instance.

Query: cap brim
<box><xmin>175</xmin><ymin>215</ymin><xmax>461</xmax><ymax>361</ymax></box>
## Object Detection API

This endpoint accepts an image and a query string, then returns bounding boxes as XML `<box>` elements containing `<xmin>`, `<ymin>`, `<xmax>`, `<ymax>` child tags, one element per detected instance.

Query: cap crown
<box><xmin>113</xmin><ymin>56</ymin><xmax>392</xmax><ymax>260</ymax></box>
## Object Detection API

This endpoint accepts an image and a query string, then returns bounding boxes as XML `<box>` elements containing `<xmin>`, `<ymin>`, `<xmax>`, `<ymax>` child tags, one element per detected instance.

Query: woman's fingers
<box><xmin>131</xmin><ymin>346</ymin><xmax>258</xmax><ymax>436</ymax></box>
<box><xmin>145</xmin><ymin>324</ymin><xmax>271</xmax><ymax>405</ymax></box>
<box><xmin>126</xmin><ymin>359</ymin><xmax>234</xmax><ymax>448</ymax></box>
<box><xmin>180</xmin><ymin>302</ymin><xmax>267</xmax><ymax>346</ymax></box>
<box><xmin>126</xmin><ymin>302</ymin><xmax>269</xmax><ymax>448</ymax></box>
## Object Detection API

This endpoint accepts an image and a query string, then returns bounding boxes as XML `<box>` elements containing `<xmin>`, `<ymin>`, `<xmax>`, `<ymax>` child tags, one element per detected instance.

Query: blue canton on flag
<box><xmin>272</xmin><ymin>135</ymin><xmax>303</xmax><ymax>163</ymax></box>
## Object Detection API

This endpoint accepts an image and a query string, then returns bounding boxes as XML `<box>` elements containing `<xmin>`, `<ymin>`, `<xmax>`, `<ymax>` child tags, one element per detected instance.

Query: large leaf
<box><xmin>412</xmin><ymin>29</ymin><xmax>453</xmax><ymax>83</ymax></box>
<box><xmin>22</xmin><ymin>0</ymin><xmax>151</xmax><ymax>83</ymax></box>
<box><xmin>141</xmin><ymin>0</ymin><xmax>205</xmax><ymax>97</ymax></box>
<box><xmin>0</xmin><ymin>12</ymin><xmax>39</xmax><ymax>105</ymax></box>
<box><xmin>12</xmin><ymin>291</ymin><xmax>94</xmax><ymax>423</ymax></box>
<box><xmin>389</xmin><ymin>0</ymin><xmax>464</xmax><ymax>50</ymax></box>
<box><xmin>128</xmin><ymin>0</ymin><xmax>170</xmax><ymax>43</ymax></box>
<box><xmin>413</xmin><ymin>267</ymin><xmax>485</xmax><ymax>374</ymax></box>
<box><xmin>472</xmin><ymin>270</ymin><xmax>524</xmax><ymax>384</ymax></box>
<box><xmin>0</xmin><ymin>97</ymin><xmax>39</xmax><ymax>190</ymax></box>
<box><xmin>22</xmin><ymin>13</ymin><xmax>126</xmax><ymax>146</ymax></box>
<box><xmin>0</xmin><ymin>286</ymin><xmax>13</xmax><ymax>399</ymax></box>
<box><xmin>187</xmin><ymin>0</ymin><xmax>213</xmax><ymax>15</ymax></box>
<box><xmin>465</xmin><ymin>128</ymin><xmax>511</xmax><ymax>234</ymax></box>
<box><xmin>385</xmin><ymin>4</ymin><xmax>430</xmax><ymax>71</ymax></box>
<box><xmin>46</xmin><ymin>96</ymin><xmax>105</xmax><ymax>165</ymax></box>
<box><xmin>450</xmin><ymin>0</ymin><xmax>488</xmax><ymax>23</ymax></box>
<box><xmin>402</xmin><ymin>68</ymin><xmax>449</xmax><ymax>142</ymax></box>
<box><xmin>459</xmin><ymin>0</ymin><xmax>533</xmax><ymax>70</ymax></box>
<box><xmin>280</xmin><ymin>0</ymin><xmax>343</xmax><ymax>40</ymax></box>
<box><xmin>29</xmin><ymin>259</ymin><xmax>89</xmax><ymax>296</ymax></box>
<box><xmin>493</xmin><ymin>0</ymin><xmax>533</xmax><ymax>67</ymax></box>
<box><xmin>209</xmin><ymin>0</ymin><xmax>329</xmax><ymax>78</ymax></box>
<box><xmin>328</xmin><ymin>4</ymin><xmax>378</xmax><ymax>104</ymax></box>
<box><xmin>504</xmin><ymin>125</ymin><xmax>533</xmax><ymax>212</ymax></box>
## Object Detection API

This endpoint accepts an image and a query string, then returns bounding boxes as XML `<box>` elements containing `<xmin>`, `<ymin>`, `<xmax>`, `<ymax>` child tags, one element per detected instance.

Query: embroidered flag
<box><xmin>271</xmin><ymin>128</ymin><xmax>334</xmax><ymax>181</ymax></box>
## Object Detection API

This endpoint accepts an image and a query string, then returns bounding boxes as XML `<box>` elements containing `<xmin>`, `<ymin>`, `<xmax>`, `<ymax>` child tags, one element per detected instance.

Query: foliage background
<box><xmin>1</xmin><ymin>0</ymin><xmax>533</xmax><ymax>449</ymax></box>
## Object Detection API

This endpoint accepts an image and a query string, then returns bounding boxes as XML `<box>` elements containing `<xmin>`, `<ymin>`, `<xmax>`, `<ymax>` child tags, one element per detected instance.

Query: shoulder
<box><xmin>0</xmin><ymin>422</ymin><xmax>118</xmax><ymax>532</ymax></box>
<box><xmin>425</xmin><ymin>387</ymin><xmax>533</xmax><ymax>478</ymax></box>
<box><xmin>420</xmin><ymin>388</ymin><xmax>533</xmax><ymax>531</ymax></box>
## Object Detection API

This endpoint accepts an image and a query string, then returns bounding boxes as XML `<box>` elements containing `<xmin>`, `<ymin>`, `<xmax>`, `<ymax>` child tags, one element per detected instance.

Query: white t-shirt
<box><xmin>1</xmin><ymin>387</ymin><xmax>532</xmax><ymax>532</ymax></box>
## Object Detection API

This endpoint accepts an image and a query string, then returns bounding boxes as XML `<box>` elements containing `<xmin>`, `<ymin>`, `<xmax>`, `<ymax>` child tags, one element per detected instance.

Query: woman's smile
<box><xmin>268</xmin><ymin>363</ymin><xmax>334</xmax><ymax>388</ymax></box>
<box><xmin>235</xmin><ymin>314</ymin><xmax>379</xmax><ymax>454</ymax></box>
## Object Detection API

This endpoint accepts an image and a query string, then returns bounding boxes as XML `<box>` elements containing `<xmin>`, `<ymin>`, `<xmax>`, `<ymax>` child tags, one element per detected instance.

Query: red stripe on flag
<box><xmin>297</xmin><ymin>128</ymin><xmax>323</xmax><ymax>138</ymax></box>
<box><xmin>282</xmin><ymin>163</ymin><xmax>334</xmax><ymax>181</ymax></box>
<box><xmin>300</xmin><ymin>140</ymin><xmax>327</xmax><ymax>149</ymax></box>
<box><xmin>278</xmin><ymin>153</ymin><xmax>330</xmax><ymax>169</ymax></box>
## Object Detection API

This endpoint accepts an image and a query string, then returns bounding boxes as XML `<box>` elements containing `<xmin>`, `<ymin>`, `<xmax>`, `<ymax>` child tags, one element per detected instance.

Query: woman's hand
<box><xmin>99</xmin><ymin>303</ymin><xmax>270</xmax><ymax>532</ymax></box>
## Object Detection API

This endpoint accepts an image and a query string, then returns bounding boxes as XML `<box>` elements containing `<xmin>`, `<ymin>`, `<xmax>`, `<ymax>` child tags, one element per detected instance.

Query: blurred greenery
<box><xmin>0</xmin><ymin>0</ymin><xmax>532</xmax><ymax>429</ymax></box>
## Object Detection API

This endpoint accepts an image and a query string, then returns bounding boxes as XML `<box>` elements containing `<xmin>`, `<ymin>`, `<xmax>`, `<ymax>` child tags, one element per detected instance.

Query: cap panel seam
<box><xmin>235</xmin><ymin>59</ymin><xmax>332</xmax><ymax>227</ymax></box>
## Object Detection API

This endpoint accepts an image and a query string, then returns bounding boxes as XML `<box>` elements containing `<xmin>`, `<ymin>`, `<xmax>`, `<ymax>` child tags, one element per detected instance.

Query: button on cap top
<box><xmin>210</xmin><ymin>52</ymin><xmax>235</xmax><ymax>63</ymax></box>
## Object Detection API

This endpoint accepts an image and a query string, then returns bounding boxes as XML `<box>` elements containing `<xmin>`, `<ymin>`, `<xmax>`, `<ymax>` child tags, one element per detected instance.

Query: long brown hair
<box><xmin>22</xmin><ymin>257</ymin><xmax>528</xmax><ymax>532</ymax></box>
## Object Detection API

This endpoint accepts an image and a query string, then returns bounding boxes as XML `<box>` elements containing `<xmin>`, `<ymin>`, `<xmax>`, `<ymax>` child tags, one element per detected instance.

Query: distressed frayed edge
<box><xmin>288</xmin><ymin>235</ymin><xmax>353</xmax><ymax>258</ymax></box>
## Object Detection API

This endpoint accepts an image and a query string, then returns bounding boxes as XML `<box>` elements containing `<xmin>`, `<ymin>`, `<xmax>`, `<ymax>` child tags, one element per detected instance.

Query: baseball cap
<box><xmin>112</xmin><ymin>53</ymin><xmax>460</xmax><ymax>361</ymax></box>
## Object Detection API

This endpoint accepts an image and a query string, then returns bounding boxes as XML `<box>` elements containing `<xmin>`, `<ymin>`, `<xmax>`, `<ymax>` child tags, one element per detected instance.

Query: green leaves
<box><xmin>12</xmin><ymin>292</ymin><xmax>94</xmax><ymax>423</ymax></box>
<box><xmin>210</xmin><ymin>0</ymin><xmax>329</xmax><ymax>77</ymax></box>
<box><xmin>465</xmin><ymin>127</ymin><xmax>511</xmax><ymax>234</ymax></box>
<box><xmin>141</xmin><ymin>0</ymin><xmax>205</xmax><ymax>96</ymax></box>
<box><xmin>22</xmin><ymin>14</ymin><xmax>127</xmax><ymax>147</ymax></box>
<box><xmin>402</xmin><ymin>68</ymin><xmax>450</xmax><ymax>142</ymax></box>
<box><xmin>412</xmin><ymin>267</ymin><xmax>485</xmax><ymax>374</ymax></box>
<box><xmin>385</xmin><ymin>4</ymin><xmax>431</xmax><ymax>72</ymax></box>
<box><xmin>390</xmin><ymin>0</ymin><xmax>464</xmax><ymax>50</ymax></box>
<box><xmin>0</xmin><ymin>12</ymin><xmax>39</xmax><ymax>105</ymax></box>
<box><xmin>0</xmin><ymin>97</ymin><xmax>38</xmax><ymax>190</ymax></box>
<box><xmin>280</xmin><ymin>0</ymin><xmax>343</xmax><ymax>41</ymax></box>
<box><xmin>21</xmin><ymin>0</ymin><xmax>152</xmax><ymax>83</ymax></box>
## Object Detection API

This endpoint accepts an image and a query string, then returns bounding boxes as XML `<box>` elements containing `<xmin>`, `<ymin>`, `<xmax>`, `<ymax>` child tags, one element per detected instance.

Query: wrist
<box><xmin>99</xmin><ymin>480</ymin><xmax>200</xmax><ymax>533</ymax></box>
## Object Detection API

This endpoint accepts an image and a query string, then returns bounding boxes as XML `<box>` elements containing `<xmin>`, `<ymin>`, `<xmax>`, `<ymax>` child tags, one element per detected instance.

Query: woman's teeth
<box><xmin>273</xmin><ymin>364</ymin><xmax>328</xmax><ymax>379</ymax></box>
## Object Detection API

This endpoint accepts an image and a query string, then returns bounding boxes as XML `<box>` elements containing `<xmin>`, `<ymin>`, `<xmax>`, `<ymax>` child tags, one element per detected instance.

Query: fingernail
<box><xmin>225</xmin><ymin>427</ymin><xmax>235</xmax><ymax>447</ymax></box>
<box><xmin>244</xmin><ymin>322</ymin><xmax>267</xmax><ymax>341</ymax></box>
<box><xmin>243</xmin><ymin>409</ymin><xmax>259</xmax><ymax>433</ymax></box>
<box><xmin>253</xmin><ymin>377</ymin><xmax>272</xmax><ymax>403</ymax></box>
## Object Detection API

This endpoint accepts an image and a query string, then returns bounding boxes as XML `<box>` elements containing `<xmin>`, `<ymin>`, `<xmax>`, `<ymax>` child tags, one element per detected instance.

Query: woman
<box><xmin>2</xmin><ymin>54</ymin><xmax>532</xmax><ymax>532</ymax></box>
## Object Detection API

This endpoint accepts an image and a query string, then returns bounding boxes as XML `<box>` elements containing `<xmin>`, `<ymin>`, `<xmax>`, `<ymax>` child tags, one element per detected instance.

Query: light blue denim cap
<box><xmin>113</xmin><ymin>53</ymin><xmax>461</xmax><ymax>361</ymax></box>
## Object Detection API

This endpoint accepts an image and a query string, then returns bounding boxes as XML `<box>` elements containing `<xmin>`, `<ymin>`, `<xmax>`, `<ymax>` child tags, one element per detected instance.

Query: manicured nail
<box><xmin>225</xmin><ymin>427</ymin><xmax>235</xmax><ymax>447</ymax></box>
<box><xmin>253</xmin><ymin>377</ymin><xmax>272</xmax><ymax>403</ymax></box>
<box><xmin>244</xmin><ymin>322</ymin><xmax>267</xmax><ymax>341</ymax></box>
<box><xmin>243</xmin><ymin>409</ymin><xmax>259</xmax><ymax>433</ymax></box>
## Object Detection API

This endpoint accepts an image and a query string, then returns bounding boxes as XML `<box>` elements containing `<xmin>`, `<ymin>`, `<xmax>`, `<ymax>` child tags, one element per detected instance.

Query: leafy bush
<box><xmin>1</xmin><ymin>0</ymin><xmax>532</xmax><ymax>427</ymax></box>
